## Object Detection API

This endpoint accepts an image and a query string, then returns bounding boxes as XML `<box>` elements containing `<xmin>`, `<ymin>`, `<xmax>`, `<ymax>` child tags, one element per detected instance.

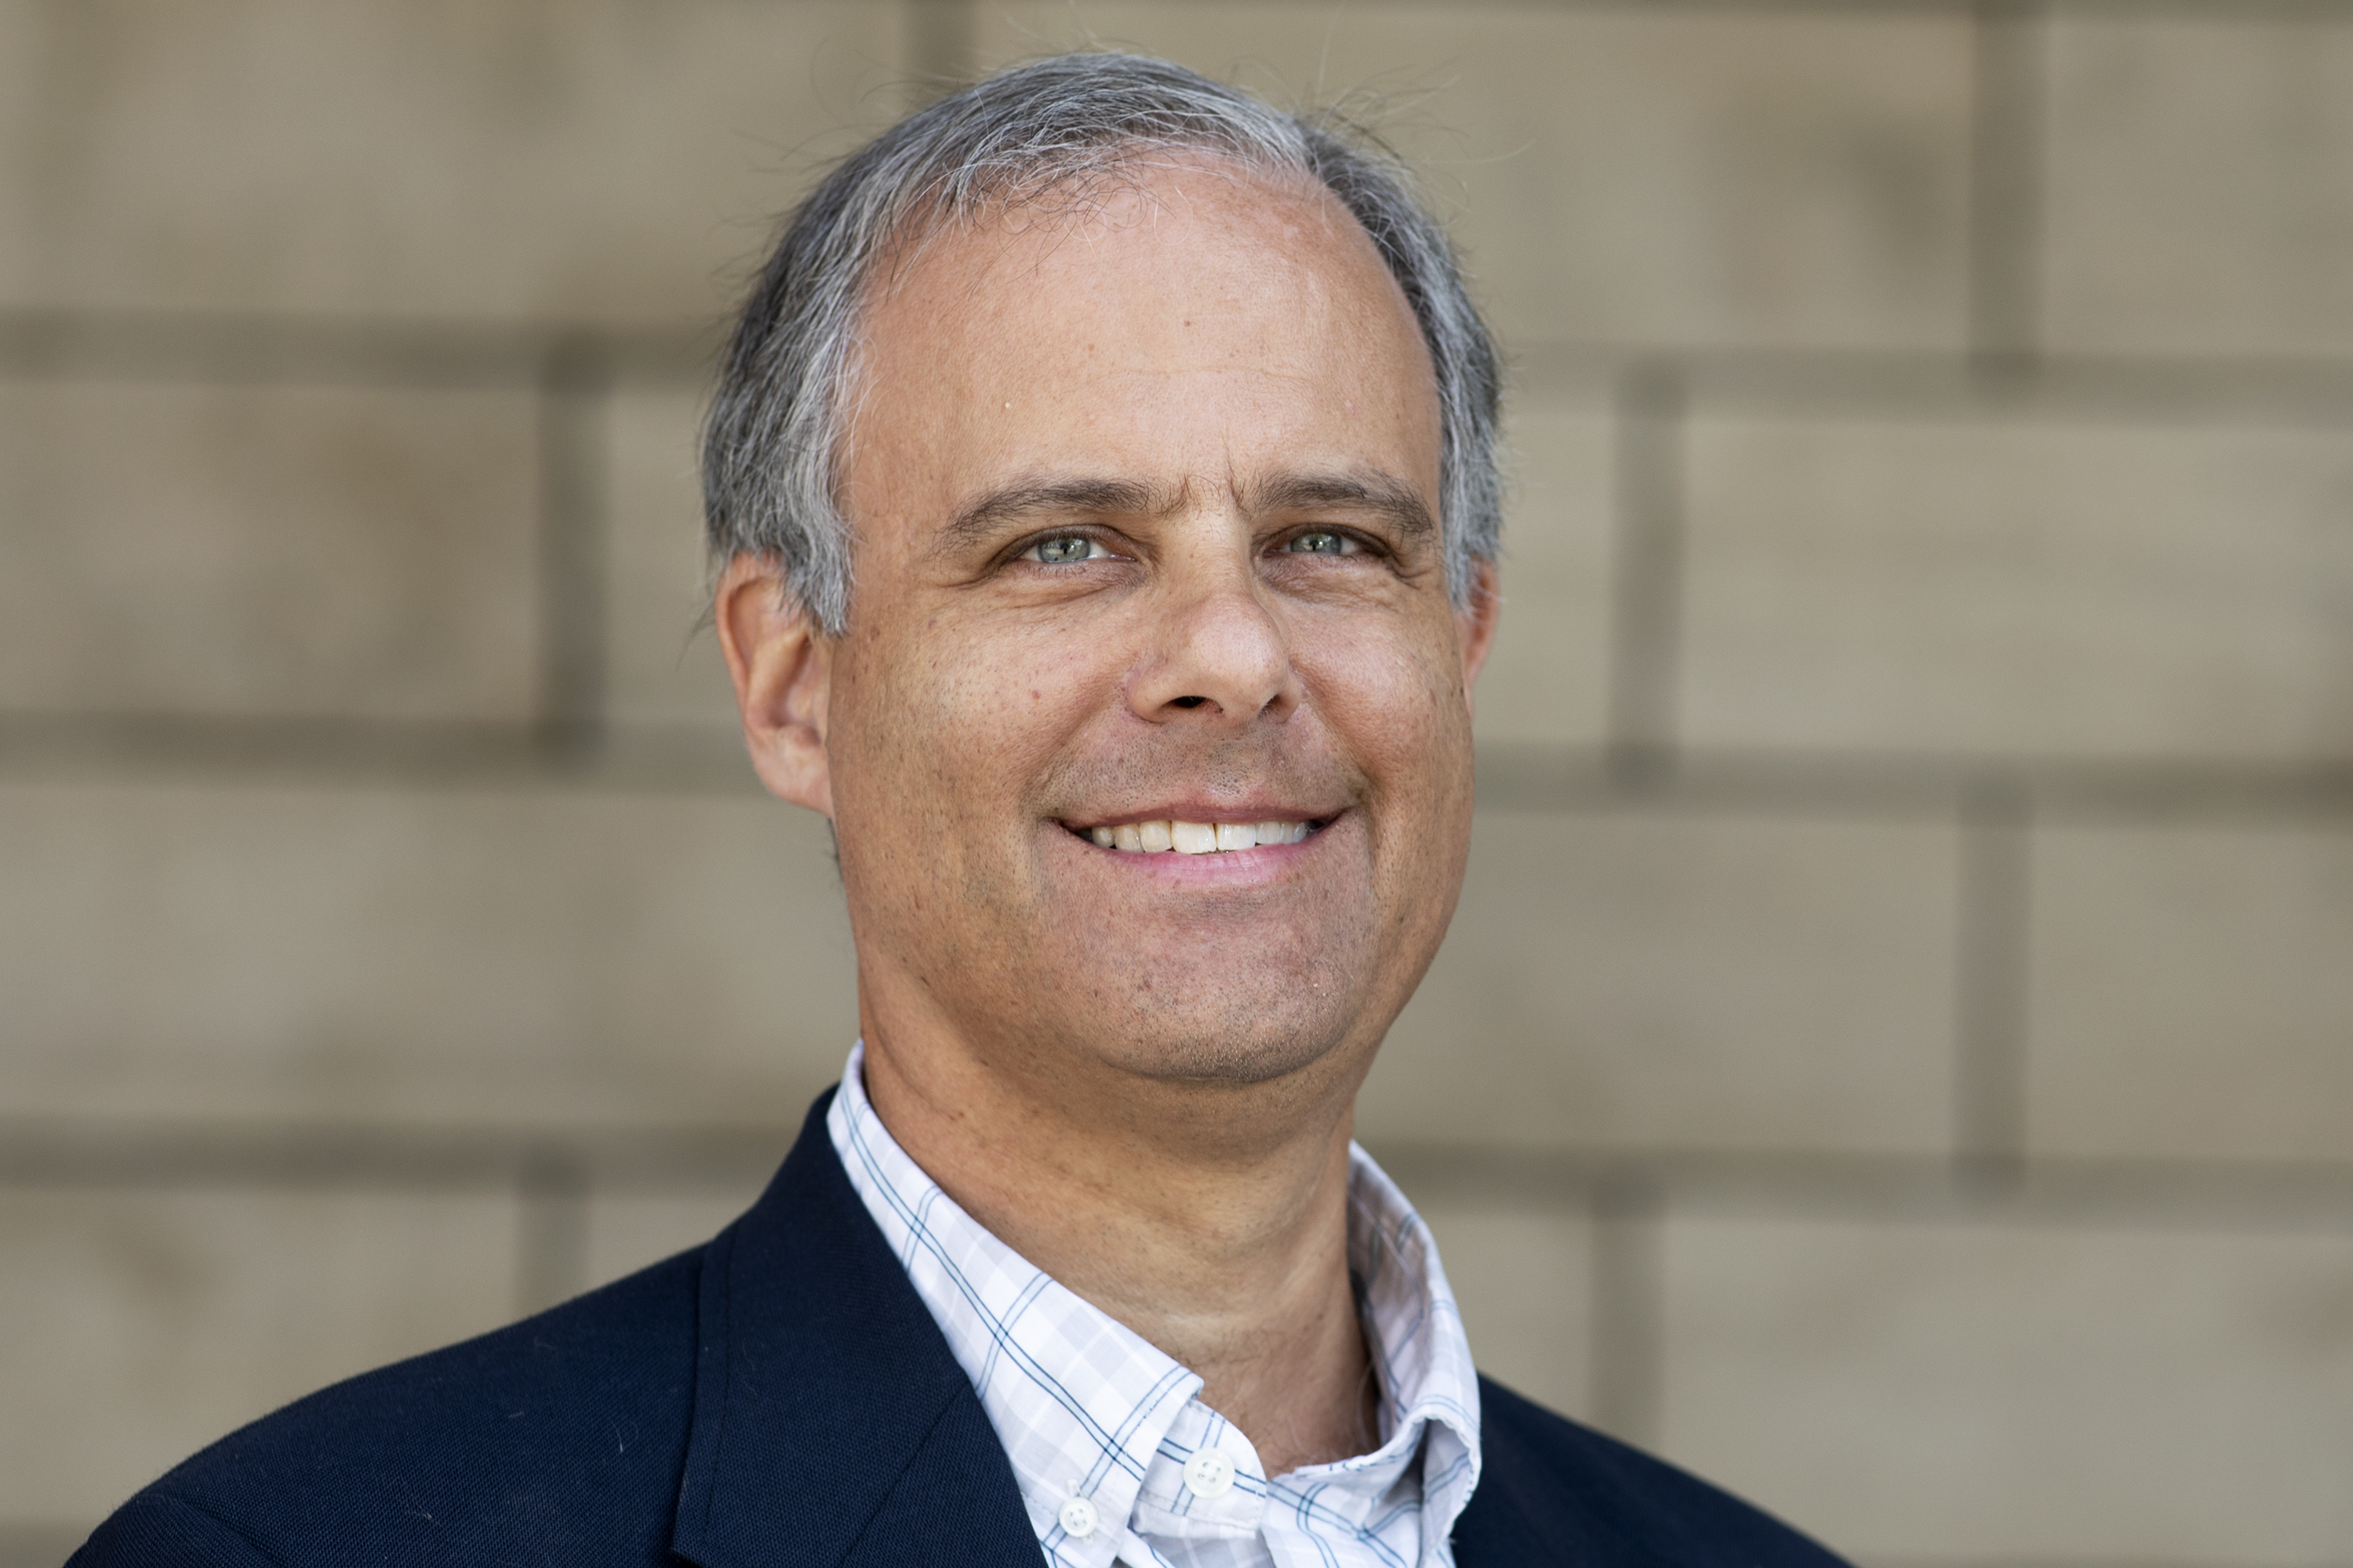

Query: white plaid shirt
<box><xmin>827</xmin><ymin>1042</ymin><xmax>1482</xmax><ymax>1568</ymax></box>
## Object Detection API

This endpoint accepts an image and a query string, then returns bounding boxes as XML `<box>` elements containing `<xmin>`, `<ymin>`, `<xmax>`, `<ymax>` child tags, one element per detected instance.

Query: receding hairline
<box><xmin>853</xmin><ymin>147</ymin><xmax>1376</xmax><ymax>317</ymax></box>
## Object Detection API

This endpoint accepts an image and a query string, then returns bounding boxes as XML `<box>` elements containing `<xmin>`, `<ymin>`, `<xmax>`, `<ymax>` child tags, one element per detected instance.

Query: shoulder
<box><xmin>1453</xmin><ymin>1377</ymin><xmax>1849</xmax><ymax>1568</ymax></box>
<box><xmin>72</xmin><ymin>1246</ymin><xmax>707</xmax><ymax>1568</ymax></box>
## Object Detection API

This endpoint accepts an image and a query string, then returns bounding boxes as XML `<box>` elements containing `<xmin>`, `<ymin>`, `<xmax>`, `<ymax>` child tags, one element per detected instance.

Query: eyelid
<box><xmin>1271</xmin><ymin>524</ymin><xmax>1375</xmax><ymax>556</ymax></box>
<box><xmin>1013</xmin><ymin>526</ymin><xmax>1123</xmax><ymax>565</ymax></box>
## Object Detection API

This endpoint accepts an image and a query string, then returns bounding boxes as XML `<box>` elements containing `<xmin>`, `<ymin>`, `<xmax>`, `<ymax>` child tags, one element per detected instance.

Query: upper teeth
<box><xmin>1087</xmin><ymin>820</ymin><xmax>1312</xmax><ymax>853</ymax></box>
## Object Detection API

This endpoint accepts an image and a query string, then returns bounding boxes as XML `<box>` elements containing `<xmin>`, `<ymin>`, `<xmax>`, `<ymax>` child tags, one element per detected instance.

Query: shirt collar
<box><xmin>826</xmin><ymin>1042</ymin><xmax>1482</xmax><ymax>1566</ymax></box>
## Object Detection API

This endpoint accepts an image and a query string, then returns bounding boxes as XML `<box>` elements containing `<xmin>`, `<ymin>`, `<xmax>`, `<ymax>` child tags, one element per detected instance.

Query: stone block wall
<box><xmin>3</xmin><ymin>2</ymin><xmax>2348</xmax><ymax>1562</ymax></box>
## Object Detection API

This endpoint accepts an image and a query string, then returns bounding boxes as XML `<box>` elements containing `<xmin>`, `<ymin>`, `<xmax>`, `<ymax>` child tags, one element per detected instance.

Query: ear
<box><xmin>1456</xmin><ymin>558</ymin><xmax>1501</xmax><ymax>715</ymax></box>
<box><xmin>715</xmin><ymin>553</ymin><xmax>835</xmax><ymax>816</ymax></box>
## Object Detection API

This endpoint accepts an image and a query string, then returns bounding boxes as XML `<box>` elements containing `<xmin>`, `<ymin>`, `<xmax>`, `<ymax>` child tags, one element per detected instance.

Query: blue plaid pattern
<box><xmin>828</xmin><ymin>1043</ymin><xmax>1482</xmax><ymax>1568</ymax></box>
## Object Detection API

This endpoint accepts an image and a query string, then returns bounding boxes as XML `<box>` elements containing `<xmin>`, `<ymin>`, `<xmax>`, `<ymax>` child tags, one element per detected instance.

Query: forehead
<box><xmin>842</xmin><ymin>159</ymin><xmax>1441</xmax><ymax>523</ymax></box>
<box><xmin>875</xmin><ymin>155</ymin><xmax>1415</xmax><ymax>326</ymax></box>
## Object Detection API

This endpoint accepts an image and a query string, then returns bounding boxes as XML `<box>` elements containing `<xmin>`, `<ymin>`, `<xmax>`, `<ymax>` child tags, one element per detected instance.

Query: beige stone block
<box><xmin>584</xmin><ymin>1184</ymin><xmax>769</xmax><ymax>1293</ymax></box>
<box><xmin>1475</xmin><ymin>404</ymin><xmax>1612</xmax><ymax>749</ymax></box>
<box><xmin>1359</xmin><ymin>811</ymin><xmax>1956</xmax><ymax>1155</ymax></box>
<box><xmin>2045</xmin><ymin>18</ymin><xmax>2353</xmax><ymax>358</ymax></box>
<box><xmin>1660</xmin><ymin>1214</ymin><xmax>2353</xmax><ymax>1563</ymax></box>
<box><xmin>0</xmin><ymin>780</ymin><xmax>860</xmax><ymax>1126</ymax></box>
<box><xmin>0</xmin><ymin>380</ymin><xmax>537</xmax><ymax>721</ymax></box>
<box><xmin>1681</xmin><ymin>415</ymin><xmax>2353</xmax><ymax>761</ymax></box>
<box><xmin>605</xmin><ymin>386</ymin><xmax>738</xmax><ymax>729</ymax></box>
<box><xmin>2028</xmin><ymin>823</ymin><xmax>2353</xmax><ymax>1163</ymax></box>
<box><xmin>973</xmin><ymin>3</ymin><xmax>1973</xmax><ymax>352</ymax></box>
<box><xmin>1414</xmin><ymin>1199</ymin><xmax>1591</xmax><ymax>1422</ymax></box>
<box><xmin>0</xmin><ymin>1184</ymin><xmax>517</xmax><ymax>1529</ymax></box>
<box><xmin>0</xmin><ymin>1</ymin><xmax>907</xmax><ymax>321</ymax></box>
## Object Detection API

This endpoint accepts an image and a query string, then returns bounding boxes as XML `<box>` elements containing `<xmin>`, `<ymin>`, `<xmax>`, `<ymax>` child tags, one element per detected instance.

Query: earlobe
<box><xmin>715</xmin><ymin>553</ymin><xmax>835</xmax><ymax>817</ymax></box>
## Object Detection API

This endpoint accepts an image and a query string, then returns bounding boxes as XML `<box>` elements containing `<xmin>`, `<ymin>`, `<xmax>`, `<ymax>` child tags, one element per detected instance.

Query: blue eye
<box><xmin>1031</xmin><ymin>535</ymin><xmax>1098</xmax><ymax>564</ymax></box>
<box><xmin>1287</xmin><ymin>531</ymin><xmax>1351</xmax><ymax>555</ymax></box>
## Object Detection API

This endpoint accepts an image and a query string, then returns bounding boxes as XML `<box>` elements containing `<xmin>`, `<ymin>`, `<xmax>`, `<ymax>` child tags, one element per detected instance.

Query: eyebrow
<box><xmin>1249</xmin><ymin>472</ymin><xmax>1435</xmax><ymax>542</ymax></box>
<box><xmin>935</xmin><ymin>469</ymin><xmax>1436</xmax><ymax>552</ymax></box>
<box><xmin>939</xmin><ymin>478</ymin><xmax>1169</xmax><ymax>551</ymax></box>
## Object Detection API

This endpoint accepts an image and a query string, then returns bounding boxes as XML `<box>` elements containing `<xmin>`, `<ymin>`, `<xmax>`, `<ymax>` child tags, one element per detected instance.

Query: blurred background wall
<box><xmin>4</xmin><ymin>1</ymin><xmax>2351</xmax><ymax>1562</ymax></box>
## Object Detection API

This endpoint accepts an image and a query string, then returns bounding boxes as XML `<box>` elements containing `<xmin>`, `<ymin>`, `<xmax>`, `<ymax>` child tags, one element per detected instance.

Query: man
<box><xmin>78</xmin><ymin>55</ymin><xmax>1842</xmax><ymax>1568</ymax></box>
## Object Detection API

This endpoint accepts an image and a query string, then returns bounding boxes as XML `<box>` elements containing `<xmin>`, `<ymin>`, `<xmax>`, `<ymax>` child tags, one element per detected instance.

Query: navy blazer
<box><xmin>75</xmin><ymin>1092</ymin><xmax>1845</xmax><ymax>1567</ymax></box>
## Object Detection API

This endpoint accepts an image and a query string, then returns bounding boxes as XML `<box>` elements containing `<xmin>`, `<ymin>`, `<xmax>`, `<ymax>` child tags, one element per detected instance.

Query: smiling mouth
<box><xmin>1071</xmin><ymin>817</ymin><xmax>1324</xmax><ymax>854</ymax></box>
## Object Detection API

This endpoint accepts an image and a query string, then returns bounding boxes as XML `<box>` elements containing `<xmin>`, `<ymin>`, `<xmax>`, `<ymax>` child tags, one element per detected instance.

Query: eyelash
<box><xmin>1281</xmin><ymin>529</ymin><xmax>1363</xmax><ymax>557</ymax></box>
<box><xmin>1024</xmin><ymin>534</ymin><xmax>1110</xmax><ymax>565</ymax></box>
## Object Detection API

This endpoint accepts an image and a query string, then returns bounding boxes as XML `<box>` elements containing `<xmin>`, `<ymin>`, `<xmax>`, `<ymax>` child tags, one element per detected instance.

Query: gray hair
<box><xmin>703</xmin><ymin>52</ymin><xmax>1501</xmax><ymax>635</ymax></box>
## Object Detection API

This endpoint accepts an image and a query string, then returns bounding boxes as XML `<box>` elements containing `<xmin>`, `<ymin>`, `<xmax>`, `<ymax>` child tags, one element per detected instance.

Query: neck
<box><xmin>857</xmin><ymin>1022</ymin><xmax>1382</xmax><ymax>1475</ymax></box>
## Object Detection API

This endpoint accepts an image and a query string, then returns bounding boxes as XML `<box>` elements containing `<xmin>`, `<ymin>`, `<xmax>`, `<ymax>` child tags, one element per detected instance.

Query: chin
<box><xmin>1093</xmin><ymin>999</ymin><xmax>1365</xmax><ymax>1088</ymax></box>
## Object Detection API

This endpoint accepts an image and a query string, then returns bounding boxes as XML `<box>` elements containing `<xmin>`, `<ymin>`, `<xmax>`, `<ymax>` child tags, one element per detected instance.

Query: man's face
<box><xmin>816</xmin><ymin>162</ymin><xmax>1493</xmax><ymax>1100</ymax></box>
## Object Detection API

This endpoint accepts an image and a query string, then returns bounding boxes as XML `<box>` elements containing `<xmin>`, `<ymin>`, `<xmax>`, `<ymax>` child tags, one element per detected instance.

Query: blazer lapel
<box><xmin>670</xmin><ymin>1090</ymin><xmax>1042</xmax><ymax>1568</ymax></box>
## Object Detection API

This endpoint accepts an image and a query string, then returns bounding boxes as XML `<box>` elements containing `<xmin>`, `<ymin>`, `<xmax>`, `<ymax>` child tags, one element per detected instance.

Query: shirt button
<box><xmin>1183</xmin><ymin>1448</ymin><xmax>1235</xmax><ymax>1499</ymax></box>
<box><xmin>1058</xmin><ymin>1497</ymin><xmax>1100</xmax><ymax>1539</ymax></box>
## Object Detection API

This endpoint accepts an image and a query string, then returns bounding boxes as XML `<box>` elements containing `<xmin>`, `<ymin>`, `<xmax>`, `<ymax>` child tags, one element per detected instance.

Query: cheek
<box><xmin>828</xmin><ymin>631</ymin><xmax>1056</xmax><ymax>952</ymax></box>
<box><xmin>840</xmin><ymin>613</ymin><xmax>1100</xmax><ymax>834</ymax></box>
<box><xmin>1304</xmin><ymin>612</ymin><xmax>1472</xmax><ymax>783</ymax></box>
<box><xmin>1304</xmin><ymin>613</ymin><xmax>1477</xmax><ymax>909</ymax></box>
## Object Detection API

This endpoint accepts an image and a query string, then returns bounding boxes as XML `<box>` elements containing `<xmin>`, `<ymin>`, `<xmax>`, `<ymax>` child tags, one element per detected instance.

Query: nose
<box><xmin>1127</xmin><ymin>554</ymin><xmax>1300</xmax><ymax>727</ymax></box>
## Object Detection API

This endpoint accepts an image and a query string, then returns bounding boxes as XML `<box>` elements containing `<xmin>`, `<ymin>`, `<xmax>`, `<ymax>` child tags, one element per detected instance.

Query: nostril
<box><xmin>1169</xmin><ymin>696</ymin><xmax>1208</xmax><ymax>708</ymax></box>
